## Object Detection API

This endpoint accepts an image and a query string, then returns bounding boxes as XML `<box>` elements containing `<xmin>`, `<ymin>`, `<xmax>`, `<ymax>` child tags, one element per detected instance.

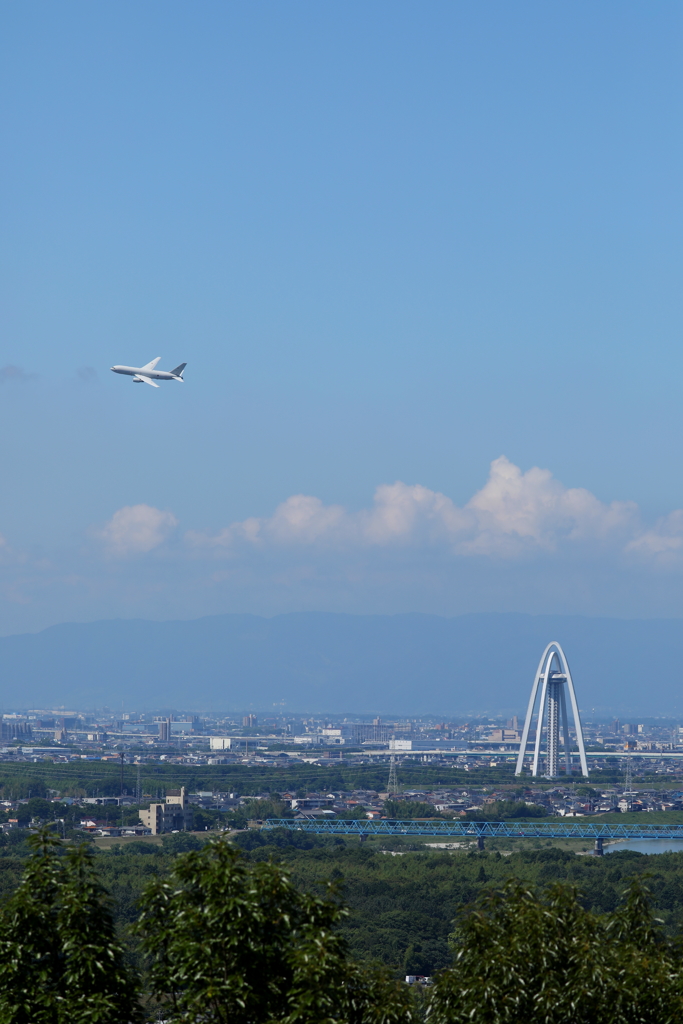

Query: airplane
<box><xmin>110</xmin><ymin>357</ymin><xmax>187</xmax><ymax>388</ymax></box>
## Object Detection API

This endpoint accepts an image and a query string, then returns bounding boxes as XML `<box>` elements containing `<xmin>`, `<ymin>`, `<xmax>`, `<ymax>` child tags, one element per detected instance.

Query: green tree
<box><xmin>18</xmin><ymin>797</ymin><xmax>55</xmax><ymax>823</ymax></box>
<box><xmin>136</xmin><ymin>835</ymin><xmax>415</xmax><ymax>1024</ymax></box>
<box><xmin>427</xmin><ymin>878</ymin><xmax>683</xmax><ymax>1024</ymax></box>
<box><xmin>337</xmin><ymin>805</ymin><xmax>369</xmax><ymax>821</ymax></box>
<box><xmin>160</xmin><ymin>832</ymin><xmax>204</xmax><ymax>856</ymax></box>
<box><xmin>0</xmin><ymin>830</ymin><xmax>141</xmax><ymax>1024</ymax></box>
<box><xmin>574</xmin><ymin>785</ymin><xmax>601</xmax><ymax>800</ymax></box>
<box><xmin>465</xmin><ymin>800</ymin><xmax>546</xmax><ymax>821</ymax></box>
<box><xmin>191</xmin><ymin>806</ymin><xmax>224</xmax><ymax>830</ymax></box>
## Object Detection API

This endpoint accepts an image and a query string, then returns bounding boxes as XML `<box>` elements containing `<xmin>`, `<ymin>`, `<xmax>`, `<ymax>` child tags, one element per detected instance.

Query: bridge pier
<box><xmin>477</xmin><ymin>836</ymin><xmax>485</xmax><ymax>851</ymax></box>
<box><xmin>359</xmin><ymin>834</ymin><xmax>368</xmax><ymax>843</ymax></box>
<box><xmin>594</xmin><ymin>838</ymin><xmax>604</xmax><ymax>857</ymax></box>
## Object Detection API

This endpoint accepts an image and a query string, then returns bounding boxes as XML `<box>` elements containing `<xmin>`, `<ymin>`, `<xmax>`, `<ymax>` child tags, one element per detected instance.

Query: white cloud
<box><xmin>8</xmin><ymin>460</ymin><xmax>683</xmax><ymax>631</ymax></box>
<box><xmin>99</xmin><ymin>505</ymin><xmax>178</xmax><ymax>556</ymax></box>
<box><xmin>461</xmin><ymin>456</ymin><xmax>638</xmax><ymax>556</ymax></box>
<box><xmin>359</xmin><ymin>482</ymin><xmax>470</xmax><ymax>545</ymax></box>
<box><xmin>190</xmin><ymin>486</ymin><xmax>468</xmax><ymax>550</ymax></box>
<box><xmin>94</xmin><ymin>457</ymin><xmax>683</xmax><ymax>569</ymax></box>
<box><xmin>186</xmin><ymin>456</ymin><xmax>645</xmax><ymax>559</ymax></box>
<box><xmin>235</xmin><ymin>495</ymin><xmax>348</xmax><ymax>546</ymax></box>
<box><xmin>625</xmin><ymin>510</ymin><xmax>683</xmax><ymax>562</ymax></box>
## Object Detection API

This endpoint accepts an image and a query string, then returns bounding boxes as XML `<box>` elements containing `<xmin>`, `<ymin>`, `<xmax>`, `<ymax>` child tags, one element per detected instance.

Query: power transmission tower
<box><xmin>387</xmin><ymin>755</ymin><xmax>399</xmax><ymax>797</ymax></box>
<box><xmin>623</xmin><ymin>758</ymin><xmax>633</xmax><ymax>808</ymax></box>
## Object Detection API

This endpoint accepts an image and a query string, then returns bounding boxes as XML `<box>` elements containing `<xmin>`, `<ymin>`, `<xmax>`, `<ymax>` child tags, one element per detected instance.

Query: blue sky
<box><xmin>2</xmin><ymin>1</ymin><xmax>683</xmax><ymax>632</ymax></box>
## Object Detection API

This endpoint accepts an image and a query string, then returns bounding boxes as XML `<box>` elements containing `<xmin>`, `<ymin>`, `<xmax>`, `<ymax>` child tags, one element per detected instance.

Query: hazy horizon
<box><xmin>8</xmin><ymin>605</ymin><xmax>683</xmax><ymax>641</ymax></box>
<box><xmin>0</xmin><ymin>611</ymin><xmax>680</xmax><ymax>716</ymax></box>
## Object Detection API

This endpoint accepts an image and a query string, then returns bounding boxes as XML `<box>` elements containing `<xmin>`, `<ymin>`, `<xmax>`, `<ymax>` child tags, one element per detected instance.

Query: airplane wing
<box><xmin>133</xmin><ymin>374</ymin><xmax>159</xmax><ymax>388</ymax></box>
<box><xmin>140</xmin><ymin>357</ymin><xmax>161</xmax><ymax>372</ymax></box>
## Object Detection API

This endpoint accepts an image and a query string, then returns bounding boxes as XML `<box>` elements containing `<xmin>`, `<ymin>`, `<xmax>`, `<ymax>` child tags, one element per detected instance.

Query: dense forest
<box><xmin>3</xmin><ymin>828</ymin><xmax>681</xmax><ymax>1023</ymax></box>
<box><xmin>233</xmin><ymin>829</ymin><xmax>683</xmax><ymax>974</ymax></box>
<box><xmin>2</xmin><ymin>826</ymin><xmax>683</xmax><ymax>979</ymax></box>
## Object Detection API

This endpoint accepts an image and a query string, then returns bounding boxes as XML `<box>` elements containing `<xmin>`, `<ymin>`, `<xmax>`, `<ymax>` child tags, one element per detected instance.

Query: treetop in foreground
<box><xmin>136</xmin><ymin>836</ymin><xmax>414</xmax><ymax>1024</ymax></box>
<box><xmin>0</xmin><ymin>829</ymin><xmax>141</xmax><ymax>1024</ymax></box>
<box><xmin>428</xmin><ymin>877</ymin><xmax>683</xmax><ymax>1024</ymax></box>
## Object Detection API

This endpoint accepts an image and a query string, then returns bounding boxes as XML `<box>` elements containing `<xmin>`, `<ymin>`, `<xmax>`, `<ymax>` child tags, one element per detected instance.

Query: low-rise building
<box><xmin>139</xmin><ymin>786</ymin><xmax>193</xmax><ymax>834</ymax></box>
<box><xmin>290</xmin><ymin>797</ymin><xmax>333</xmax><ymax>810</ymax></box>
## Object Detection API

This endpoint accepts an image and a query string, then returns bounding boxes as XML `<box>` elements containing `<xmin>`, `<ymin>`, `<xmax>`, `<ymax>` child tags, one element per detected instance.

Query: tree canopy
<box><xmin>2</xmin><ymin>829</ymin><xmax>683</xmax><ymax>1022</ymax></box>
<box><xmin>428</xmin><ymin>877</ymin><xmax>683</xmax><ymax>1024</ymax></box>
<box><xmin>136</xmin><ymin>836</ymin><xmax>414</xmax><ymax>1024</ymax></box>
<box><xmin>0</xmin><ymin>830</ymin><xmax>141</xmax><ymax>1024</ymax></box>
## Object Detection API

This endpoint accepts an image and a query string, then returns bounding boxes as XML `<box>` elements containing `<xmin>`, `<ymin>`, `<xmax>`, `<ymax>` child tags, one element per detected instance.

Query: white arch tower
<box><xmin>515</xmin><ymin>641</ymin><xmax>589</xmax><ymax>777</ymax></box>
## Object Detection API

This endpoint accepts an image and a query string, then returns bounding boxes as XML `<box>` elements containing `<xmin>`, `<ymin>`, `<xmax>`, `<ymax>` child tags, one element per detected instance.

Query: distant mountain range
<box><xmin>0</xmin><ymin>612</ymin><xmax>681</xmax><ymax>716</ymax></box>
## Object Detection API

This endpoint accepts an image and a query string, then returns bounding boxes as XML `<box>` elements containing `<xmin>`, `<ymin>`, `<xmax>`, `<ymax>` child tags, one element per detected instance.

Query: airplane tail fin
<box><xmin>171</xmin><ymin>363</ymin><xmax>187</xmax><ymax>378</ymax></box>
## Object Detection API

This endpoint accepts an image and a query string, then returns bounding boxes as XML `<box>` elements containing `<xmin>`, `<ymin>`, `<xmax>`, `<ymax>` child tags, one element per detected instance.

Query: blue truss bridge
<box><xmin>263</xmin><ymin>818</ymin><xmax>683</xmax><ymax>843</ymax></box>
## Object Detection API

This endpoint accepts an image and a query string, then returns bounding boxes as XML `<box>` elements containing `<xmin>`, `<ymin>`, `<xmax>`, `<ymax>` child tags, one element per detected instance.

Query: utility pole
<box><xmin>136</xmin><ymin>765</ymin><xmax>141</xmax><ymax>803</ymax></box>
<box><xmin>119</xmin><ymin>751</ymin><xmax>125</xmax><ymax>797</ymax></box>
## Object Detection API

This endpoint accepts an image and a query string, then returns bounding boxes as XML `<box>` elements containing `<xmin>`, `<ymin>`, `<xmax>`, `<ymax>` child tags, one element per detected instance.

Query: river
<box><xmin>606</xmin><ymin>839</ymin><xmax>683</xmax><ymax>855</ymax></box>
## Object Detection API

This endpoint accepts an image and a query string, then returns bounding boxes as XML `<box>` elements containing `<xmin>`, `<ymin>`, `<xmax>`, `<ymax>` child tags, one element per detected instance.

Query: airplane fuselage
<box><xmin>110</xmin><ymin>365</ymin><xmax>183</xmax><ymax>381</ymax></box>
